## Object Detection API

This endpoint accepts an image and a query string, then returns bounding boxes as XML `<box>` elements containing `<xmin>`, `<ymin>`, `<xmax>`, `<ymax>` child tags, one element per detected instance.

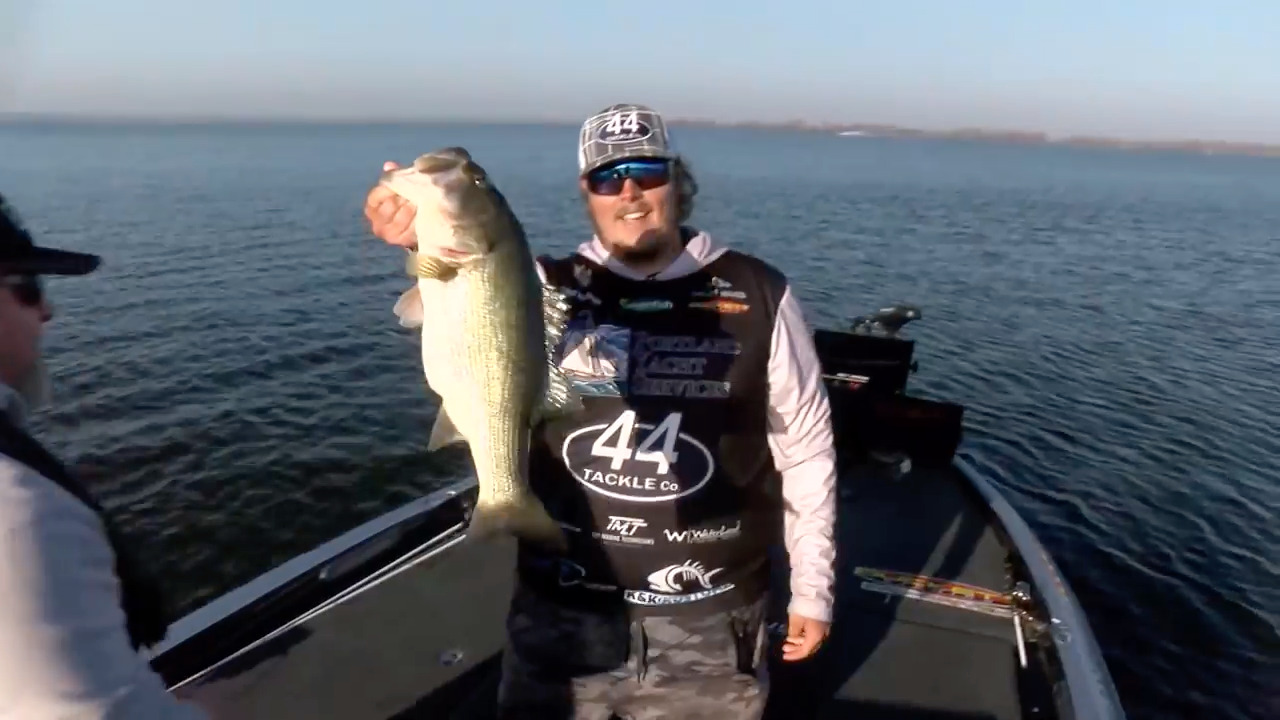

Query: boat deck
<box><xmin>763</xmin><ymin>459</ymin><xmax>1031</xmax><ymax>720</ymax></box>
<box><xmin>385</xmin><ymin>459</ymin><xmax>1043</xmax><ymax>720</ymax></box>
<box><xmin>169</xmin><ymin>457</ymin><xmax>1049</xmax><ymax>719</ymax></box>
<box><xmin>166</xmin><ymin>456</ymin><xmax>1053</xmax><ymax>720</ymax></box>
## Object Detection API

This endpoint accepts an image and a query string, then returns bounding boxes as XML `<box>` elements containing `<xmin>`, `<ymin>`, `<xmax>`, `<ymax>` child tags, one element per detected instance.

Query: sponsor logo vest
<box><xmin>518</xmin><ymin>247</ymin><xmax>788</xmax><ymax>617</ymax></box>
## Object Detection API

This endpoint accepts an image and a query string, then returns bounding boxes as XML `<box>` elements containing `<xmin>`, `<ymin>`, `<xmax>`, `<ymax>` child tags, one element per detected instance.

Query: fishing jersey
<box><xmin>516</xmin><ymin>229</ymin><xmax>838</xmax><ymax>622</ymax></box>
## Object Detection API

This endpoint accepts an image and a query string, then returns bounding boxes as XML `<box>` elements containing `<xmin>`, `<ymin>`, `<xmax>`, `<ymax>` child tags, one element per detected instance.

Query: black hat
<box><xmin>0</xmin><ymin>192</ymin><xmax>101</xmax><ymax>276</ymax></box>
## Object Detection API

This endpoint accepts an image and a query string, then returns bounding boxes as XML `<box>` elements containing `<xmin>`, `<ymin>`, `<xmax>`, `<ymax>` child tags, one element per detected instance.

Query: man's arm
<box><xmin>0</xmin><ymin>461</ymin><xmax>208</xmax><ymax>720</ymax></box>
<box><xmin>765</xmin><ymin>284</ymin><xmax>838</xmax><ymax>624</ymax></box>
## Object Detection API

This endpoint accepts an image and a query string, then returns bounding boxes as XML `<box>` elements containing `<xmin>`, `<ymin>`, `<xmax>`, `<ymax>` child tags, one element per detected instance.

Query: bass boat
<box><xmin>148</xmin><ymin>304</ymin><xmax>1127</xmax><ymax>720</ymax></box>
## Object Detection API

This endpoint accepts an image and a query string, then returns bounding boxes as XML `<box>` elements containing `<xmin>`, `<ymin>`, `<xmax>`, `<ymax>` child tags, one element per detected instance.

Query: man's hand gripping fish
<box><xmin>383</xmin><ymin>147</ymin><xmax>578</xmax><ymax>551</ymax></box>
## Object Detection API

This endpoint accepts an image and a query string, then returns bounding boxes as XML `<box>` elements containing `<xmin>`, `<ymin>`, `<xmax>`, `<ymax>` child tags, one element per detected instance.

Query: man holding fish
<box><xmin>365</xmin><ymin>103</ymin><xmax>837</xmax><ymax>719</ymax></box>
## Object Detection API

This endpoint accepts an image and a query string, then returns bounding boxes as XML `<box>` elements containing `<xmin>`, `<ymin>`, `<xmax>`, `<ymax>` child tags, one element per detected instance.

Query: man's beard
<box><xmin>611</xmin><ymin>238</ymin><xmax>667</xmax><ymax>265</ymax></box>
<box><xmin>599</xmin><ymin>227</ymin><xmax>676</xmax><ymax>266</ymax></box>
<box><xmin>14</xmin><ymin>356</ymin><xmax>52</xmax><ymax>410</ymax></box>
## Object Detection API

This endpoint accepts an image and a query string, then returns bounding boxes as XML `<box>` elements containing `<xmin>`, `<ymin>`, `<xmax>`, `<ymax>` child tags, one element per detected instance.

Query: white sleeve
<box><xmin>765</xmin><ymin>285</ymin><xmax>838</xmax><ymax>623</ymax></box>
<box><xmin>0</xmin><ymin>458</ymin><xmax>208</xmax><ymax>720</ymax></box>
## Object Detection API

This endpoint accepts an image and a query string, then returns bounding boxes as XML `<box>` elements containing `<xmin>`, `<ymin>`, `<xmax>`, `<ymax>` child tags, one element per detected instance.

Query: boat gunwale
<box><xmin>150</xmin><ymin>479</ymin><xmax>477</xmax><ymax>666</ymax></box>
<box><xmin>953</xmin><ymin>455</ymin><xmax>1126</xmax><ymax>720</ymax></box>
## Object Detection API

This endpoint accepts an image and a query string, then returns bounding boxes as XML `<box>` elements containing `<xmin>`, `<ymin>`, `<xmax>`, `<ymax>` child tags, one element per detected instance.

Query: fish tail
<box><xmin>467</xmin><ymin>494</ymin><xmax>568</xmax><ymax>552</ymax></box>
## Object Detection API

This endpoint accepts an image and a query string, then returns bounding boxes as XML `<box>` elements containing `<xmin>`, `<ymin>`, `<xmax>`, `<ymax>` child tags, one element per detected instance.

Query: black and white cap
<box><xmin>577</xmin><ymin>103</ymin><xmax>679</xmax><ymax>176</ymax></box>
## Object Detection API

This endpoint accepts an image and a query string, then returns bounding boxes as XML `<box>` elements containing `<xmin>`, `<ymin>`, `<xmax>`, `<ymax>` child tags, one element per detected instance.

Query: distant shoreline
<box><xmin>663</xmin><ymin>117</ymin><xmax>1280</xmax><ymax>159</ymax></box>
<box><xmin>3</xmin><ymin>112</ymin><xmax>1278</xmax><ymax>159</ymax></box>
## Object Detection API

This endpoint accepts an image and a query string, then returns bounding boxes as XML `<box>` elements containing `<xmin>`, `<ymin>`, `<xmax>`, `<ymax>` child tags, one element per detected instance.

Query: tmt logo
<box><xmin>606</xmin><ymin>516</ymin><xmax>648</xmax><ymax>536</ymax></box>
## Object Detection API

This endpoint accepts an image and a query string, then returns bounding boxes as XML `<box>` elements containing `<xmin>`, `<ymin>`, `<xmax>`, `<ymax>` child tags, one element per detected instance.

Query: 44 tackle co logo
<box><xmin>595</xmin><ymin>109</ymin><xmax>654</xmax><ymax>144</ymax></box>
<box><xmin>561</xmin><ymin>409</ymin><xmax>714</xmax><ymax>503</ymax></box>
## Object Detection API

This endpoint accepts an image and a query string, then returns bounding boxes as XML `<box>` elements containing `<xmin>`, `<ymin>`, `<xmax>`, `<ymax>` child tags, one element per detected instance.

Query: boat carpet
<box><xmin>761</xmin><ymin>460</ymin><xmax>1023</xmax><ymax>720</ymax></box>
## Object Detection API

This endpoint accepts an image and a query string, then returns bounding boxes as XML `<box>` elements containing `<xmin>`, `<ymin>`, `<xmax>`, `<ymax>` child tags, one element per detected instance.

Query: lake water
<box><xmin>2</xmin><ymin>121</ymin><xmax>1276</xmax><ymax>720</ymax></box>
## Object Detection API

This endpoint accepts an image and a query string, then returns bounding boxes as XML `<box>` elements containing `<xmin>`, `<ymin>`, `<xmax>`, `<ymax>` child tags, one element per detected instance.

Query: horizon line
<box><xmin>3</xmin><ymin>111</ymin><xmax>1278</xmax><ymax>157</ymax></box>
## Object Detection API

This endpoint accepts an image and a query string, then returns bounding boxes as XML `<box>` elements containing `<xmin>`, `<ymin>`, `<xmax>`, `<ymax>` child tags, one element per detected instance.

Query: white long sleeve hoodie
<box><xmin>0</xmin><ymin>383</ymin><xmax>207</xmax><ymax>720</ymax></box>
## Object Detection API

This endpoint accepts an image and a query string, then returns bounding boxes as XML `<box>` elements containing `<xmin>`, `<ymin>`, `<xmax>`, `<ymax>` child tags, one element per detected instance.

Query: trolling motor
<box><xmin>849</xmin><ymin>303</ymin><xmax>923</xmax><ymax>339</ymax></box>
<box><xmin>847</xmin><ymin>303</ymin><xmax>922</xmax><ymax>379</ymax></box>
<box><xmin>834</xmin><ymin>301</ymin><xmax>936</xmax><ymax>476</ymax></box>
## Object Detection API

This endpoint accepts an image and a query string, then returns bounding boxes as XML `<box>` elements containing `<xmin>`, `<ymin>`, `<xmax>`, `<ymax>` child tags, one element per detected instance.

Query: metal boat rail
<box><xmin>955</xmin><ymin>457</ymin><xmax>1126</xmax><ymax>720</ymax></box>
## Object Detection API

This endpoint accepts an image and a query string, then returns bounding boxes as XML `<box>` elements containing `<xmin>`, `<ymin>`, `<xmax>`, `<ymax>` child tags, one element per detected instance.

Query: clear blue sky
<box><xmin>3</xmin><ymin>0</ymin><xmax>1278</xmax><ymax>142</ymax></box>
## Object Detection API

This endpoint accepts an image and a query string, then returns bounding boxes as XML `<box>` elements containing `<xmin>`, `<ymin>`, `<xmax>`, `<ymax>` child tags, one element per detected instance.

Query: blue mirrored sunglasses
<box><xmin>586</xmin><ymin>159</ymin><xmax>672</xmax><ymax>196</ymax></box>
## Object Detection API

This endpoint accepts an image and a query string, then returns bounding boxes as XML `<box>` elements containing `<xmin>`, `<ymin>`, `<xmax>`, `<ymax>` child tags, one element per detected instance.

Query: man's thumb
<box><xmin>382</xmin><ymin>161</ymin><xmax>400</xmax><ymax>172</ymax></box>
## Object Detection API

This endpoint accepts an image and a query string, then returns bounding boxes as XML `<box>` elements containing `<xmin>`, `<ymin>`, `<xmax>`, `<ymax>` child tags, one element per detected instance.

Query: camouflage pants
<box><xmin>495</xmin><ymin>583</ymin><xmax>769</xmax><ymax>720</ymax></box>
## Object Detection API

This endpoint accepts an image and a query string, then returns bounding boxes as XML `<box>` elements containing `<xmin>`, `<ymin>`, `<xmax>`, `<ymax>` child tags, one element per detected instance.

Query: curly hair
<box><xmin>671</xmin><ymin>156</ymin><xmax>698</xmax><ymax>223</ymax></box>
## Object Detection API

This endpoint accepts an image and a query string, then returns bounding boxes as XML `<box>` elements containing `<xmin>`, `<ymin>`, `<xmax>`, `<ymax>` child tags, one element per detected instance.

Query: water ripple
<box><xmin>3</xmin><ymin>124</ymin><xmax>1278</xmax><ymax>720</ymax></box>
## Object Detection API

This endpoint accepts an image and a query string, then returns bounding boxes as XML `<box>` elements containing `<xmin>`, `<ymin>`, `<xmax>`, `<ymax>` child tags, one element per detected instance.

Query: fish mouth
<box><xmin>414</xmin><ymin>151</ymin><xmax>493</xmax><ymax>219</ymax></box>
<box><xmin>412</xmin><ymin>147</ymin><xmax>474</xmax><ymax>175</ymax></box>
<box><xmin>434</xmin><ymin>246</ymin><xmax>472</xmax><ymax>260</ymax></box>
<box><xmin>417</xmin><ymin>235</ymin><xmax>486</xmax><ymax>264</ymax></box>
<box><xmin>419</xmin><ymin>243</ymin><xmax>476</xmax><ymax>260</ymax></box>
<box><xmin>412</xmin><ymin>147</ymin><xmax>486</xmax><ymax>194</ymax></box>
<box><xmin>401</xmin><ymin>147</ymin><xmax>503</xmax><ymax>258</ymax></box>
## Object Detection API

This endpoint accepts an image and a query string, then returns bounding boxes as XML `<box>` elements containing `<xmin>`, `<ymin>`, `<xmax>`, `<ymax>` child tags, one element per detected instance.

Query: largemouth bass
<box><xmin>382</xmin><ymin>147</ymin><xmax>578</xmax><ymax>551</ymax></box>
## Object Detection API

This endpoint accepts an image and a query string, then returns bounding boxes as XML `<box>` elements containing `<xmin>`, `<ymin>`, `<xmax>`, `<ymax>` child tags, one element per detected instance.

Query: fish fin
<box><xmin>541</xmin><ymin>281</ymin><xmax>572</xmax><ymax>355</ymax></box>
<box><xmin>536</xmin><ymin>364</ymin><xmax>584</xmax><ymax>422</ymax></box>
<box><xmin>534</xmin><ymin>281</ymin><xmax>584</xmax><ymax>422</ymax></box>
<box><xmin>393</xmin><ymin>286</ymin><xmax>424</xmax><ymax>329</ymax></box>
<box><xmin>466</xmin><ymin>494</ymin><xmax>568</xmax><ymax>552</ymax></box>
<box><xmin>406</xmin><ymin>251</ymin><xmax>458</xmax><ymax>281</ymax></box>
<box><xmin>426</xmin><ymin>406</ymin><xmax>467</xmax><ymax>451</ymax></box>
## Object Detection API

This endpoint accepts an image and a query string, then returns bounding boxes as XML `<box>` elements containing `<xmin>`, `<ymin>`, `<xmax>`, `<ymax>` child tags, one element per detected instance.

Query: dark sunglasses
<box><xmin>1</xmin><ymin>274</ymin><xmax>43</xmax><ymax>308</ymax></box>
<box><xmin>586</xmin><ymin>159</ymin><xmax>672</xmax><ymax>196</ymax></box>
